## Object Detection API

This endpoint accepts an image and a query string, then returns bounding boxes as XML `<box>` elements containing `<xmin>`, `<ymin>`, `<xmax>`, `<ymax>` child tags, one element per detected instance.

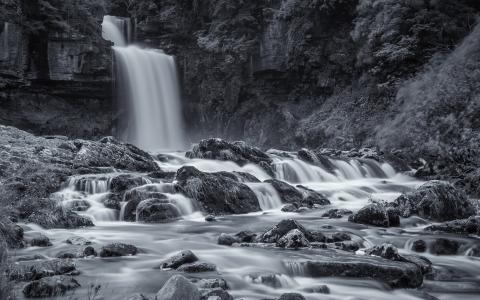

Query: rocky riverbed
<box><xmin>1</xmin><ymin>126</ymin><xmax>479</xmax><ymax>300</ymax></box>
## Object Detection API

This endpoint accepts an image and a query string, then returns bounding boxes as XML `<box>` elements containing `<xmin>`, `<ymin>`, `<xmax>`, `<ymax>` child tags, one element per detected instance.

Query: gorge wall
<box><xmin>1</xmin><ymin>0</ymin><xmax>480</xmax><ymax>158</ymax></box>
<box><xmin>0</xmin><ymin>0</ymin><xmax>113</xmax><ymax>138</ymax></box>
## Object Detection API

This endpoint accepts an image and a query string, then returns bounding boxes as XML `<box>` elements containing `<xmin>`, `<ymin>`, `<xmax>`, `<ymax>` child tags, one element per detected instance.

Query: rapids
<box><xmin>11</xmin><ymin>151</ymin><xmax>480</xmax><ymax>299</ymax></box>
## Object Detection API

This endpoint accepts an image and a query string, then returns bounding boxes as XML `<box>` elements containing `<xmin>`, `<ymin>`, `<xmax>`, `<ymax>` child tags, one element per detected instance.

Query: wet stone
<box><xmin>99</xmin><ymin>243</ymin><xmax>138</xmax><ymax>257</ymax></box>
<box><xmin>177</xmin><ymin>262</ymin><xmax>217</xmax><ymax>273</ymax></box>
<box><xmin>278</xmin><ymin>293</ymin><xmax>306</xmax><ymax>300</ymax></box>
<box><xmin>160</xmin><ymin>250</ymin><xmax>198</xmax><ymax>269</ymax></box>
<box><xmin>156</xmin><ymin>274</ymin><xmax>201</xmax><ymax>300</ymax></box>
<box><xmin>218</xmin><ymin>233</ymin><xmax>238</xmax><ymax>246</ymax></box>
<box><xmin>23</xmin><ymin>275</ymin><xmax>80</xmax><ymax>298</ymax></box>
<box><xmin>430</xmin><ymin>238</ymin><xmax>460</xmax><ymax>255</ymax></box>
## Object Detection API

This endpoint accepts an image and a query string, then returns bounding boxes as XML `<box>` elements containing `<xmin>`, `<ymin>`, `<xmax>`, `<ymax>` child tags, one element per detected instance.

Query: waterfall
<box><xmin>102</xmin><ymin>16</ymin><xmax>186</xmax><ymax>151</ymax></box>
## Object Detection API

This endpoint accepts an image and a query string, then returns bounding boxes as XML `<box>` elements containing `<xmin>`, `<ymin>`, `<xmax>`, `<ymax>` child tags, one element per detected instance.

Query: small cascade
<box><xmin>54</xmin><ymin>176</ymin><xmax>117</xmax><ymax>222</ymax></box>
<box><xmin>246</xmin><ymin>274</ymin><xmax>298</xmax><ymax>288</ymax></box>
<box><xmin>272</xmin><ymin>154</ymin><xmax>392</xmax><ymax>184</ymax></box>
<box><xmin>284</xmin><ymin>261</ymin><xmax>308</xmax><ymax>277</ymax></box>
<box><xmin>118</xmin><ymin>183</ymin><xmax>199</xmax><ymax>221</ymax></box>
<box><xmin>101</xmin><ymin>16</ymin><xmax>186</xmax><ymax>152</ymax></box>
<box><xmin>247</xmin><ymin>183</ymin><xmax>283</xmax><ymax>210</ymax></box>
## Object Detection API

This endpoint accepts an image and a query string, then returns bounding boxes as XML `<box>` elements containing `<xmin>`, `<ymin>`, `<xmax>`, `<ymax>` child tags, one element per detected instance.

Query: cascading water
<box><xmin>102</xmin><ymin>16</ymin><xmax>186</xmax><ymax>151</ymax></box>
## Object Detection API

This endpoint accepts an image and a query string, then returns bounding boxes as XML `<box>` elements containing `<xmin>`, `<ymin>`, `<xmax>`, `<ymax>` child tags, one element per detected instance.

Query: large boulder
<box><xmin>391</xmin><ymin>181</ymin><xmax>476</xmax><ymax>221</ymax></box>
<box><xmin>136</xmin><ymin>199</ymin><xmax>180</xmax><ymax>223</ymax></box>
<box><xmin>186</xmin><ymin>138</ymin><xmax>274</xmax><ymax>174</ymax></box>
<box><xmin>174</xmin><ymin>166</ymin><xmax>260</xmax><ymax>215</ymax></box>
<box><xmin>72</xmin><ymin>136</ymin><xmax>159</xmax><ymax>172</ymax></box>
<box><xmin>286</xmin><ymin>250</ymin><xmax>423</xmax><ymax>288</ymax></box>
<box><xmin>23</xmin><ymin>276</ymin><xmax>80</xmax><ymax>298</ymax></box>
<box><xmin>156</xmin><ymin>275</ymin><xmax>201</xmax><ymax>300</ymax></box>
<box><xmin>27</xmin><ymin>207</ymin><xmax>94</xmax><ymax>229</ymax></box>
<box><xmin>349</xmin><ymin>203</ymin><xmax>400</xmax><ymax>227</ymax></box>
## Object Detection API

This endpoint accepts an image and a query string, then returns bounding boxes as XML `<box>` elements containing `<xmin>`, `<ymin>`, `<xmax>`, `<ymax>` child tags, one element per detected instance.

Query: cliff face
<box><xmin>1</xmin><ymin>0</ymin><xmax>480</xmax><ymax>161</ymax></box>
<box><xmin>0</xmin><ymin>0</ymin><xmax>114</xmax><ymax>138</ymax></box>
<box><xmin>126</xmin><ymin>0</ymin><xmax>480</xmax><ymax>156</ymax></box>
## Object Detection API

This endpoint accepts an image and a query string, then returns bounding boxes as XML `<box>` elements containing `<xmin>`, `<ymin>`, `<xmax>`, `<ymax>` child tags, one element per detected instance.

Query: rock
<box><xmin>9</xmin><ymin>259</ymin><xmax>76</xmax><ymax>281</ymax></box>
<box><xmin>365</xmin><ymin>243</ymin><xmax>402</xmax><ymax>261</ymax></box>
<box><xmin>281</xmin><ymin>204</ymin><xmax>298</xmax><ymax>212</ymax></box>
<box><xmin>278</xmin><ymin>293</ymin><xmax>306</xmax><ymax>300</ymax></box>
<box><xmin>430</xmin><ymin>238</ymin><xmax>460</xmax><ymax>255</ymax></box>
<box><xmin>110</xmin><ymin>175</ymin><xmax>152</xmax><ymax>194</ymax></box>
<box><xmin>264</xmin><ymin>179</ymin><xmax>303</xmax><ymax>204</ymax></box>
<box><xmin>186</xmin><ymin>139</ymin><xmax>273</xmax><ymax>174</ymax></box>
<box><xmin>124</xmin><ymin>294</ymin><xmax>149</xmax><ymax>300</ymax></box>
<box><xmin>136</xmin><ymin>199</ymin><xmax>180</xmax><ymax>223</ymax></box>
<box><xmin>276</xmin><ymin>229</ymin><xmax>310</xmax><ymax>249</ymax></box>
<box><xmin>83</xmin><ymin>246</ymin><xmax>97</xmax><ymax>257</ymax></box>
<box><xmin>392</xmin><ymin>181</ymin><xmax>476</xmax><ymax>221</ymax></box>
<box><xmin>160</xmin><ymin>250</ymin><xmax>198</xmax><ymax>269</ymax></box>
<box><xmin>177</xmin><ymin>262</ymin><xmax>217</xmax><ymax>273</ymax></box>
<box><xmin>326</xmin><ymin>232</ymin><xmax>351</xmax><ymax>243</ymax></box>
<box><xmin>218</xmin><ymin>233</ymin><xmax>238</xmax><ymax>246</ymax></box>
<box><xmin>123</xmin><ymin>190</ymin><xmax>168</xmax><ymax>222</ymax></box>
<box><xmin>196</xmin><ymin>278</ymin><xmax>228</xmax><ymax>290</ymax></box>
<box><xmin>65</xmin><ymin>236</ymin><xmax>91</xmax><ymax>246</ymax></box>
<box><xmin>174</xmin><ymin>166</ymin><xmax>260</xmax><ymax>215</ymax></box>
<box><xmin>200</xmin><ymin>288</ymin><xmax>233</xmax><ymax>300</ymax></box>
<box><xmin>348</xmin><ymin>203</ymin><xmax>397</xmax><ymax>227</ymax></box>
<box><xmin>401</xmin><ymin>254</ymin><xmax>433</xmax><ymax>275</ymax></box>
<box><xmin>411</xmin><ymin>240</ymin><xmax>427</xmax><ymax>252</ymax></box>
<box><xmin>296</xmin><ymin>185</ymin><xmax>331</xmax><ymax>207</ymax></box>
<box><xmin>332</xmin><ymin>241</ymin><xmax>361</xmax><ymax>252</ymax></box>
<box><xmin>205</xmin><ymin>215</ymin><xmax>216</xmax><ymax>222</ymax></box>
<box><xmin>15</xmin><ymin>255</ymin><xmax>46</xmax><ymax>262</ymax></box>
<box><xmin>286</xmin><ymin>250</ymin><xmax>423</xmax><ymax>288</ymax></box>
<box><xmin>99</xmin><ymin>243</ymin><xmax>138</xmax><ymax>257</ymax></box>
<box><xmin>297</xmin><ymin>148</ymin><xmax>318</xmax><ymax>164</ymax></box>
<box><xmin>425</xmin><ymin>216</ymin><xmax>480</xmax><ymax>235</ymax></box>
<box><xmin>0</xmin><ymin>216</ymin><xmax>24</xmax><ymax>248</ymax></box>
<box><xmin>23</xmin><ymin>275</ymin><xmax>80</xmax><ymax>298</ymax></box>
<box><xmin>302</xmin><ymin>285</ymin><xmax>330</xmax><ymax>294</ymax></box>
<box><xmin>56</xmin><ymin>251</ymin><xmax>76</xmax><ymax>259</ymax></box>
<box><xmin>27</xmin><ymin>207</ymin><xmax>94</xmax><ymax>229</ymax></box>
<box><xmin>26</xmin><ymin>233</ymin><xmax>52</xmax><ymax>247</ymax></box>
<box><xmin>73</xmin><ymin>137</ymin><xmax>159</xmax><ymax>172</ymax></box>
<box><xmin>259</xmin><ymin>219</ymin><xmax>312</xmax><ymax>243</ymax></box>
<box><xmin>247</xmin><ymin>274</ymin><xmax>288</xmax><ymax>288</ymax></box>
<box><xmin>156</xmin><ymin>274</ymin><xmax>201</xmax><ymax>300</ymax></box>
<box><xmin>235</xmin><ymin>231</ymin><xmax>257</xmax><ymax>243</ymax></box>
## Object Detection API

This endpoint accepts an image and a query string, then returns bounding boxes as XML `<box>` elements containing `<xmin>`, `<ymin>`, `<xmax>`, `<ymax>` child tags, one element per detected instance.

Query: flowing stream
<box><xmin>12</xmin><ymin>151</ymin><xmax>480</xmax><ymax>299</ymax></box>
<box><xmin>9</xmin><ymin>15</ymin><xmax>479</xmax><ymax>300</ymax></box>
